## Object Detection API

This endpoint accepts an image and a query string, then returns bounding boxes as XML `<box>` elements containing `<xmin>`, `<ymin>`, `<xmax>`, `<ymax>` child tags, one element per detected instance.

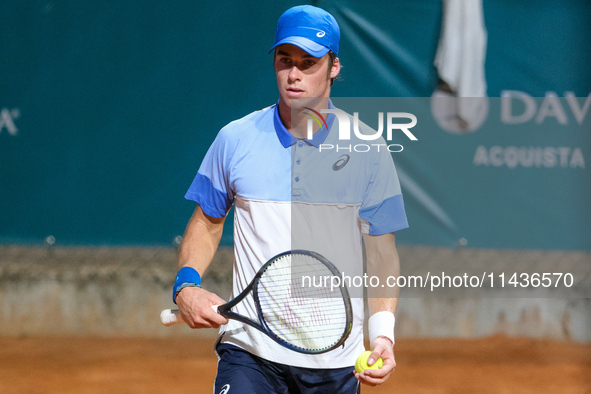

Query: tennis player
<box><xmin>173</xmin><ymin>5</ymin><xmax>408</xmax><ymax>392</ymax></box>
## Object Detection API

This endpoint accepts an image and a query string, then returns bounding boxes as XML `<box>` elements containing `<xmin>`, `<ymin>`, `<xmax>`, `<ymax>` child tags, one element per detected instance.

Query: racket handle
<box><xmin>160</xmin><ymin>305</ymin><xmax>221</xmax><ymax>327</ymax></box>
<box><xmin>160</xmin><ymin>309</ymin><xmax>184</xmax><ymax>326</ymax></box>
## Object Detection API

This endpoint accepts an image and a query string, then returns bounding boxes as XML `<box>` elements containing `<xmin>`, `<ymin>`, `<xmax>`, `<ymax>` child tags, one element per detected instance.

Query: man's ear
<box><xmin>330</xmin><ymin>57</ymin><xmax>341</xmax><ymax>79</ymax></box>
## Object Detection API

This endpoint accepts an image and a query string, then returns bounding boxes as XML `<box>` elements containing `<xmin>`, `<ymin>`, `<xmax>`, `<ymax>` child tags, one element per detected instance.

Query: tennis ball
<box><xmin>355</xmin><ymin>350</ymin><xmax>384</xmax><ymax>373</ymax></box>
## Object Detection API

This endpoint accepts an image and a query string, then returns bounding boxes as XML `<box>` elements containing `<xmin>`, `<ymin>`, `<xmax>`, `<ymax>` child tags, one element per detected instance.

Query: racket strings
<box><xmin>257</xmin><ymin>253</ymin><xmax>348</xmax><ymax>352</ymax></box>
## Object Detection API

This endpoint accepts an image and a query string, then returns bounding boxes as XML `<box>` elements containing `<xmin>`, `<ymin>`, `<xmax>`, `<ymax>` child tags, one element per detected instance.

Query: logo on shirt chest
<box><xmin>332</xmin><ymin>154</ymin><xmax>350</xmax><ymax>171</ymax></box>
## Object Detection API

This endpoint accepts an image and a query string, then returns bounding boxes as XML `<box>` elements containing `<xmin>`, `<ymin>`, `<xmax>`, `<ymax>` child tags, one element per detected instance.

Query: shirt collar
<box><xmin>273</xmin><ymin>100</ymin><xmax>336</xmax><ymax>148</ymax></box>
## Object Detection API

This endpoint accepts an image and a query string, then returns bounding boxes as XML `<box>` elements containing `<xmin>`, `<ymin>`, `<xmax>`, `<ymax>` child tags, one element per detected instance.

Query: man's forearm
<box><xmin>364</xmin><ymin>232</ymin><xmax>400</xmax><ymax>345</ymax></box>
<box><xmin>173</xmin><ymin>205</ymin><xmax>229</xmax><ymax>329</ymax></box>
<box><xmin>178</xmin><ymin>205</ymin><xmax>226</xmax><ymax>274</ymax></box>
<box><xmin>365</xmin><ymin>232</ymin><xmax>400</xmax><ymax>312</ymax></box>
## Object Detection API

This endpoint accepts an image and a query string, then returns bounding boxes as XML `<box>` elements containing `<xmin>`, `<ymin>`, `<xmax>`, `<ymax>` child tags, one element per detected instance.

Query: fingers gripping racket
<box><xmin>161</xmin><ymin>250</ymin><xmax>353</xmax><ymax>354</ymax></box>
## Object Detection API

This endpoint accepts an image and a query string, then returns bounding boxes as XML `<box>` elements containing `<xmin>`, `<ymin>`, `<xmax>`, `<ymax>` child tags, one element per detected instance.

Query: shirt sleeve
<box><xmin>359</xmin><ymin>147</ymin><xmax>409</xmax><ymax>235</ymax></box>
<box><xmin>185</xmin><ymin>127</ymin><xmax>235</xmax><ymax>218</ymax></box>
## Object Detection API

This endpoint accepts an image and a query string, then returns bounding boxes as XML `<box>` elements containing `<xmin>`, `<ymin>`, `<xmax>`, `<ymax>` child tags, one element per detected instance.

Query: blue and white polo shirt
<box><xmin>186</xmin><ymin>102</ymin><xmax>408</xmax><ymax>368</ymax></box>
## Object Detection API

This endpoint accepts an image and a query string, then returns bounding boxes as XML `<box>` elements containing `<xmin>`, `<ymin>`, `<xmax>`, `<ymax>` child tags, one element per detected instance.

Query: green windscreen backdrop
<box><xmin>1</xmin><ymin>1</ymin><xmax>590</xmax><ymax>250</ymax></box>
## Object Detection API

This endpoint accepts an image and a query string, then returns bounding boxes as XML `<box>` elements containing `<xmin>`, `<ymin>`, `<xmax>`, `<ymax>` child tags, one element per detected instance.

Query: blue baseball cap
<box><xmin>270</xmin><ymin>5</ymin><xmax>340</xmax><ymax>57</ymax></box>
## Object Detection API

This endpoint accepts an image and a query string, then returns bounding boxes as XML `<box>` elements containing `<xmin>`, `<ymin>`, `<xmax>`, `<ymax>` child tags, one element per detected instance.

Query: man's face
<box><xmin>274</xmin><ymin>44</ymin><xmax>340</xmax><ymax>109</ymax></box>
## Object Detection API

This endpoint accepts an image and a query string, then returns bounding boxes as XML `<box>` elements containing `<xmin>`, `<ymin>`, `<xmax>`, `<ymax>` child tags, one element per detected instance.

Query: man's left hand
<box><xmin>354</xmin><ymin>337</ymin><xmax>396</xmax><ymax>386</ymax></box>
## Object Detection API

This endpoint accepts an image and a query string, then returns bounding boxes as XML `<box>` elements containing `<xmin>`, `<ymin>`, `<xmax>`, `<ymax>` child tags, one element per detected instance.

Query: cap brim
<box><xmin>270</xmin><ymin>36</ymin><xmax>330</xmax><ymax>58</ymax></box>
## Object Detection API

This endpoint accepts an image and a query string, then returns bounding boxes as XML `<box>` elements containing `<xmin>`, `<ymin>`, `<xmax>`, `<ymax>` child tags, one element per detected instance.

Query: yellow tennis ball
<box><xmin>355</xmin><ymin>350</ymin><xmax>384</xmax><ymax>373</ymax></box>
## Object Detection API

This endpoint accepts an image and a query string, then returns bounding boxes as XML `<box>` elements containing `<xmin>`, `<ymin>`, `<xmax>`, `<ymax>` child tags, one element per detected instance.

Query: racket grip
<box><xmin>160</xmin><ymin>309</ymin><xmax>184</xmax><ymax>326</ymax></box>
<box><xmin>160</xmin><ymin>306</ymin><xmax>221</xmax><ymax>327</ymax></box>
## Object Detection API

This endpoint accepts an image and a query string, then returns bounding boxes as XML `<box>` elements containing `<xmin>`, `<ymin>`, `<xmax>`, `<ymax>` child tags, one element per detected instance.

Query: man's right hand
<box><xmin>175</xmin><ymin>286</ymin><xmax>229</xmax><ymax>329</ymax></box>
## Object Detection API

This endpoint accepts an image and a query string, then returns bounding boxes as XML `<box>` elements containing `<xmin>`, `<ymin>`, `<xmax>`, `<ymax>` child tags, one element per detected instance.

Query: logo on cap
<box><xmin>316</xmin><ymin>31</ymin><xmax>326</xmax><ymax>37</ymax></box>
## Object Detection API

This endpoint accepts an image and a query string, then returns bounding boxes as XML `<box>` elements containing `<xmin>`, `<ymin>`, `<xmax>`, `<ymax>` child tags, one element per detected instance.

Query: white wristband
<box><xmin>368</xmin><ymin>311</ymin><xmax>395</xmax><ymax>345</ymax></box>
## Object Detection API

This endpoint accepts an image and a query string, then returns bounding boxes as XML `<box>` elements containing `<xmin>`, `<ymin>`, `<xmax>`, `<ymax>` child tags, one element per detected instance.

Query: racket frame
<box><xmin>221</xmin><ymin>249</ymin><xmax>353</xmax><ymax>354</ymax></box>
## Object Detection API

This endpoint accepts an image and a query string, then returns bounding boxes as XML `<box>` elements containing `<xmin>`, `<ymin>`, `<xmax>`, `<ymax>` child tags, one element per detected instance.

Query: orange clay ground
<box><xmin>1</xmin><ymin>335</ymin><xmax>589</xmax><ymax>393</ymax></box>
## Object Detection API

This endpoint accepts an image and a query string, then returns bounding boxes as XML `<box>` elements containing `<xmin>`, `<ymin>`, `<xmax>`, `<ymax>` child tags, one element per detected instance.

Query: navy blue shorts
<box><xmin>214</xmin><ymin>344</ymin><xmax>360</xmax><ymax>394</ymax></box>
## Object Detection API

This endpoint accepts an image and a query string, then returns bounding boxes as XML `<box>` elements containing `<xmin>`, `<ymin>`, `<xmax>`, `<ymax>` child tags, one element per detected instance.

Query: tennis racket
<box><xmin>160</xmin><ymin>250</ymin><xmax>353</xmax><ymax>354</ymax></box>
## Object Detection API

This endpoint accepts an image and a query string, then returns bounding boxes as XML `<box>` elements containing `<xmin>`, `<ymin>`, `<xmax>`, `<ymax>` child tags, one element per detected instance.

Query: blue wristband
<box><xmin>173</xmin><ymin>266</ymin><xmax>202</xmax><ymax>304</ymax></box>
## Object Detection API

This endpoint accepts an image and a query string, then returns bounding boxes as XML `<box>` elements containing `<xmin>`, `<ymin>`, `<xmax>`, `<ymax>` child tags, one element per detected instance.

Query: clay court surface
<box><xmin>1</xmin><ymin>335</ymin><xmax>589</xmax><ymax>393</ymax></box>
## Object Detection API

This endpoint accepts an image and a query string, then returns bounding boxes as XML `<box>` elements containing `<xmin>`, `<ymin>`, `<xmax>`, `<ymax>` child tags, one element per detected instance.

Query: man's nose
<box><xmin>288</xmin><ymin>66</ymin><xmax>302</xmax><ymax>82</ymax></box>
